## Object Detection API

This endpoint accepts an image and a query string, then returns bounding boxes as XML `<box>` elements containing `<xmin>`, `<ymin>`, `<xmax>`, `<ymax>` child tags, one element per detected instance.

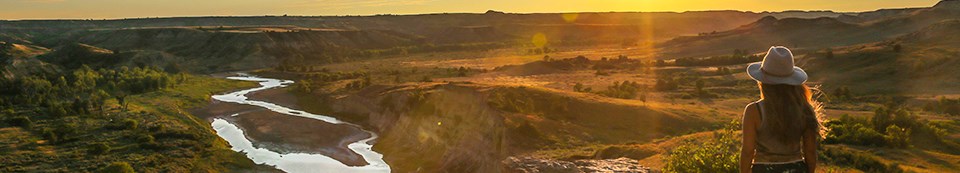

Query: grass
<box><xmin>253</xmin><ymin>40</ymin><xmax>960</xmax><ymax>172</ymax></box>
<box><xmin>0</xmin><ymin>75</ymin><xmax>261</xmax><ymax>172</ymax></box>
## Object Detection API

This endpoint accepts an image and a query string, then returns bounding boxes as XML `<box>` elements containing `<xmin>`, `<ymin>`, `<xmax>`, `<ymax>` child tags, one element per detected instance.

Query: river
<box><xmin>209</xmin><ymin>74</ymin><xmax>391</xmax><ymax>173</ymax></box>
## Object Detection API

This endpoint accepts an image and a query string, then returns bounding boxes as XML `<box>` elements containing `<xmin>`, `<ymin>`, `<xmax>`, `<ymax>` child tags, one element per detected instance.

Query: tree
<box><xmin>457</xmin><ymin>67</ymin><xmax>468</xmax><ymax>77</ymax></box>
<box><xmin>90</xmin><ymin>143</ymin><xmax>111</xmax><ymax>154</ymax></box>
<box><xmin>420</xmin><ymin>76</ymin><xmax>432</xmax><ymax>82</ymax></box>
<box><xmin>7</xmin><ymin>116</ymin><xmax>31</xmax><ymax>128</ymax></box>
<box><xmin>116</xmin><ymin>94</ymin><xmax>128</xmax><ymax>112</ymax></box>
<box><xmin>825</xmin><ymin>48</ymin><xmax>835</xmax><ymax>59</ymax></box>
<box><xmin>884</xmin><ymin>125</ymin><xmax>910</xmax><ymax>148</ymax></box>
<box><xmin>656</xmin><ymin>59</ymin><xmax>666</xmax><ymax>67</ymax></box>
<box><xmin>873</xmin><ymin>106</ymin><xmax>892</xmax><ymax>132</ymax></box>
<box><xmin>833</xmin><ymin>86</ymin><xmax>851</xmax><ymax>101</ymax></box>
<box><xmin>92</xmin><ymin>90</ymin><xmax>110</xmax><ymax>113</ymax></box>
<box><xmin>695</xmin><ymin>79</ymin><xmax>705</xmax><ymax>96</ymax></box>
<box><xmin>296</xmin><ymin>80</ymin><xmax>312</xmax><ymax>93</ymax></box>
<box><xmin>893</xmin><ymin>44</ymin><xmax>902</xmax><ymax>53</ymax></box>
<box><xmin>639</xmin><ymin>91</ymin><xmax>648</xmax><ymax>104</ymax></box>
<box><xmin>573</xmin><ymin>83</ymin><xmax>584</xmax><ymax>92</ymax></box>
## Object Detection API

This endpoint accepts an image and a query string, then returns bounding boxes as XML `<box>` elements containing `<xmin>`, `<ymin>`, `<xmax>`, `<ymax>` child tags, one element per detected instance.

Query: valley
<box><xmin>3</xmin><ymin>0</ymin><xmax>960</xmax><ymax>172</ymax></box>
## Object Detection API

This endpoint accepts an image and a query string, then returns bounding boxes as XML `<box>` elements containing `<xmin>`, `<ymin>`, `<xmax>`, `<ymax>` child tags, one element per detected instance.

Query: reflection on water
<box><xmin>210</xmin><ymin>73</ymin><xmax>390</xmax><ymax>173</ymax></box>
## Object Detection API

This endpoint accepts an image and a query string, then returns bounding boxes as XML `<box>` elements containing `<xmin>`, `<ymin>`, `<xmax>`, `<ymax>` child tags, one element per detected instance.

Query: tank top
<box><xmin>753</xmin><ymin>100</ymin><xmax>805</xmax><ymax>163</ymax></box>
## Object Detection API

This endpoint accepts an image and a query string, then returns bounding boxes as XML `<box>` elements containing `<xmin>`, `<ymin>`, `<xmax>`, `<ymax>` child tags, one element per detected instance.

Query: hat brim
<box><xmin>746</xmin><ymin>62</ymin><xmax>808</xmax><ymax>85</ymax></box>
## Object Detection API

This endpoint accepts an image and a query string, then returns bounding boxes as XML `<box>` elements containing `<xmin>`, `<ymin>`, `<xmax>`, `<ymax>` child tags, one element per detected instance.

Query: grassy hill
<box><xmin>803</xmin><ymin>20</ymin><xmax>960</xmax><ymax>95</ymax></box>
<box><xmin>1</xmin><ymin>10</ymin><xmax>847</xmax><ymax>73</ymax></box>
<box><xmin>657</xmin><ymin>1</ymin><xmax>960</xmax><ymax>58</ymax></box>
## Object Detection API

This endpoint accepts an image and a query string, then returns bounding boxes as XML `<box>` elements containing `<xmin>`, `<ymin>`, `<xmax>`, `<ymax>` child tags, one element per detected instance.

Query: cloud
<box><xmin>290</xmin><ymin>0</ymin><xmax>437</xmax><ymax>9</ymax></box>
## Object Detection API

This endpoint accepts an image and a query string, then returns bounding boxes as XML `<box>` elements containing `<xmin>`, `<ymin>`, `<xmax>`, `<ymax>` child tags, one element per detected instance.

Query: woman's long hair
<box><xmin>758</xmin><ymin>83</ymin><xmax>825</xmax><ymax>143</ymax></box>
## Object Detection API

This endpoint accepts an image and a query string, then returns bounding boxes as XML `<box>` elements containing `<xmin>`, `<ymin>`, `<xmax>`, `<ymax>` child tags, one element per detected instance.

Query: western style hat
<box><xmin>746</xmin><ymin>46</ymin><xmax>808</xmax><ymax>85</ymax></box>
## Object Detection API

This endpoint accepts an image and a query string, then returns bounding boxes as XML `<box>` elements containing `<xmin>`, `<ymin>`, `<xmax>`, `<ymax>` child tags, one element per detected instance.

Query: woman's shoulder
<box><xmin>744</xmin><ymin>100</ymin><xmax>763</xmax><ymax>110</ymax></box>
<box><xmin>743</xmin><ymin>100</ymin><xmax>762</xmax><ymax>122</ymax></box>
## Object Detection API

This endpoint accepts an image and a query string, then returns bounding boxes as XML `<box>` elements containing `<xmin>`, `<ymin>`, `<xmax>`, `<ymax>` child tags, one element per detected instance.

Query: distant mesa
<box><xmin>755</xmin><ymin>16</ymin><xmax>778</xmax><ymax>25</ymax></box>
<box><xmin>934</xmin><ymin>0</ymin><xmax>960</xmax><ymax>9</ymax></box>
<box><xmin>485</xmin><ymin>10</ymin><xmax>506</xmax><ymax>15</ymax></box>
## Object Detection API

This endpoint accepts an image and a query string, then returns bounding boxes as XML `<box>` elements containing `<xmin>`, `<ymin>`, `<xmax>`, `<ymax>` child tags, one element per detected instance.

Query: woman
<box><xmin>740</xmin><ymin>46</ymin><xmax>823</xmax><ymax>173</ymax></box>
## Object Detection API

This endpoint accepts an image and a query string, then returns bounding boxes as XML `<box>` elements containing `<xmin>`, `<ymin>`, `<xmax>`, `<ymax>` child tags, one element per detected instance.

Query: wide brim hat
<box><xmin>746</xmin><ymin>46</ymin><xmax>808</xmax><ymax>85</ymax></box>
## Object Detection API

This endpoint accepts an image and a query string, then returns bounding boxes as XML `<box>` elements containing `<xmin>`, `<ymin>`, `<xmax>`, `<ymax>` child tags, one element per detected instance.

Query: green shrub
<box><xmin>7</xmin><ymin>116</ymin><xmax>32</xmax><ymax>128</ymax></box>
<box><xmin>100</xmin><ymin>162</ymin><xmax>135</xmax><ymax>173</ymax></box>
<box><xmin>55</xmin><ymin>122</ymin><xmax>79</xmax><ymax>141</ymax></box>
<box><xmin>122</xmin><ymin>119</ymin><xmax>139</xmax><ymax>130</ymax></box>
<box><xmin>884</xmin><ymin>125</ymin><xmax>910</xmax><ymax>148</ymax></box>
<box><xmin>819</xmin><ymin>146</ymin><xmax>903</xmax><ymax>173</ymax></box>
<box><xmin>824</xmin><ymin>115</ymin><xmax>885</xmax><ymax>146</ymax></box>
<box><xmin>664</xmin><ymin>129</ymin><xmax>739</xmax><ymax>173</ymax></box>
<box><xmin>514</xmin><ymin>121</ymin><xmax>541</xmax><ymax>139</ymax></box>
<box><xmin>89</xmin><ymin>143</ymin><xmax>111</xmax><ymax>155</ymax></box>
<box><xmin>598</xmin><ymin>81</ymin><xmax>643</xmax><ymax>99</ymax></box>
<box><xmin>135</xmin><ymin>133</ymin><xmax>155</xmax><ymax>143</ymax></box>
<box><xmin>41</xmin><ymin>128</ymin><xmax>58</xmax><ymax>142</ymax></box>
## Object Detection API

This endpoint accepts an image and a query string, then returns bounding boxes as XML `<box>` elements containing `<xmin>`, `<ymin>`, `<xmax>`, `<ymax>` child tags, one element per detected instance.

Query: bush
<box><xmin>824</xmin><ymin>115</ymin><xmax>885</xmax><ymax>146</ymax></box>
<box><xmin>884</xmin><ymin>125</ymin><xmax>910</xmax><ymax>148</ymax></box>
<box><xmin>7</xmin><ymin>116</ymin><xmax>32</xmax><ymax>128</ymax></box>
<box><xmin>664</xmin><ymin>128</ymin><xmax>739</xmax><ymax>173</ymax></box>
<box><xmin>135</xmin><ymin>133</ymin><xmax>155</xmax><ymax>143</ymax></box>
<box><xmin>41</xmin><ymin>128</ymin><xmax>58</xmax><ymax>142</ymax></box>
<box><xmin>514</xmin><ymin>121</ymin><xmax>541</xmax><ymax>139</ymax></box>
<box><xmin>122</xmin><ymin>119</ymin><xmax>139</xmax><ymax>130</ymax></box>
<box><xmin>55</xmin><ymin>122</ymin><xmax>79</xmax><ymax>141</ymax></box>
<box><xmin>100</xmin><ymin>162</ymin><xmax>135</xmax><ymax>173</ymax></box>
<box><xmin>819</xmin><ymin>146</ymin><xmax>903</xmax><ymax>173</ymax></box>
<box><xmin>90</xmin><ymin>143</ymin><xmax>111</xmax><ymax>155</ymax></box>
<box><xmin>598</xmin><ymin>81</ymin><xmax>643</xmax><ymax>99</ymax></box>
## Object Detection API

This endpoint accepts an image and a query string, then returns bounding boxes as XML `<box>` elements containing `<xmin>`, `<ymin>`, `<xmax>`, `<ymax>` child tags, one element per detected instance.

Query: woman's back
<box><xmin>753</xmin><ymin>100</ymin><xmax>804</xmax><ymax>163</ymax></box>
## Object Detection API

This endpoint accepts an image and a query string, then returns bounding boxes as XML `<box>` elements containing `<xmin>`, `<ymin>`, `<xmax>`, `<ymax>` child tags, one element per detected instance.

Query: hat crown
<box><xmin>760</xmin><ymin>46</ymin><xmax>796</xmax><ymax>77</ymax></box>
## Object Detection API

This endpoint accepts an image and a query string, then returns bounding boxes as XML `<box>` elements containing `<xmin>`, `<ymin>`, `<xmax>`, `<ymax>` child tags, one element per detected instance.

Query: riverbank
<box><xmin>193</xmin><ymin>75</ymin><xmax>390</xmax><ymax>172</ymax></box>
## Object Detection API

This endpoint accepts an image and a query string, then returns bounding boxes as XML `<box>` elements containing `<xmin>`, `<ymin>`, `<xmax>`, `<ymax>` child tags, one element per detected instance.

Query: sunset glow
<box><xmin>0</xmin><ymin>0</ymin><xmax>939</xmax><ymax>20</ymax></box>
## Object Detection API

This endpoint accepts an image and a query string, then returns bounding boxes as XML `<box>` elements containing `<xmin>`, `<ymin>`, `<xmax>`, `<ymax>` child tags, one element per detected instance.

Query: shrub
<box><xmin>90</xmin><ymin>143</ymin><xmax>111</xmax><ymax>155</ymax></box>
<box><xmin>598</xmin><ymin>81</ymin><xmax>643</xmax><ymax>99</ymax></box>
<box><xmin>41</xmin><ymin>128</ymin><xmax>59</xmax><ymax>142</ymax></box>
<box><xmin>824</xmin><ymin>115</ymin><xmax>885</xmax><ymax>146</ymax></box>
<box><xmin>7</xmin><ymin>116</ymin><xmax>32</xmax><ymax>128</ymax></box>
<box><xmin>514</xmin><ymin>121</ymin><xmax>541</xmax><ymax>139</ymax></box>
<box><xmin>100</xmin><ymin>162</ymin><xmax>135</xmax><ymax>173</ymax></box>
<box><xmin>664</xmin><ymin>128</ymin><xmax>739</xmax><ymax>173</ymax></box>
<box><xmin>55</xmin><ymin>122</ymin><xmax>79</xmax><ymax>141</ymax></box>
<box><xmin>122</xmin><ymin>119</ymin><xmax>139</xmax><ymax>130</ymax></box>
<box><xmin>819</xmin><ymin>146</ymin><xmax>903</xmax><ymax>173</ymax></box>
<box><xmin>884</xmin><ymin>125</ymin><xmax>910</xmax><ymax>148</ymax></box>
<box><xmin>135</xmin><ymin>133</ymin><xmax>155</xmax><ymax>143</ymax></box>
<box><xmin>488</xmin><ymin>89</ymin><xmax>538</xmax><ymax>115</ymax></box>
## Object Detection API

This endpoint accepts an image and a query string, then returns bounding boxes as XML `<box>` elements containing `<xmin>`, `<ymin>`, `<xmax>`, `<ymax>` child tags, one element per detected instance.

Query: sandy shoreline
<box><xmin>191</xmin><ymin>86</ymin><xmax>372</xmax><ymax>166</ymax></box>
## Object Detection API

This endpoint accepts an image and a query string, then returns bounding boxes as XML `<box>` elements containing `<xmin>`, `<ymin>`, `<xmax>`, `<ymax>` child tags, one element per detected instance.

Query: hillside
<box><xmin>277</xmin><ymin>81</ymin><xmax>720</xmax><ymax>172</ymax></box>
<box><xmin>657</xmin><ymin>16</ymin><xmax>871</xmax><ymax>58</ymax></box>
<box><xmin>658</xmin><ymin>1</ymin><xmax>960</xmax><ymax>58</ymax></box>
<box><xmin>803</xmin><ymin>20</ymin><xmax>960</xmax><ymax>95</ymax></box>
<box><xmin>0</xmin><ymin>42</ymin><xmax>53</xmax><ymax>79</ymax></box>
<box><xmin>0</xmin><ymin>10</ymin><xmax>837</xmax><ymax>73</ymax></box>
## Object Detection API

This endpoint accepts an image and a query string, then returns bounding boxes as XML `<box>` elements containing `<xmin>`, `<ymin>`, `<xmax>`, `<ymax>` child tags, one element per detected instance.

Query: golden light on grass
<box><xmin>532</xmin><ymin>33</ymin><xmax>548</xmax><ymax>48</ymax></box>
<box><xmin>562</xmin><ymin>13</ymin><xmax>579</xmax><ymax>23</ymax></box>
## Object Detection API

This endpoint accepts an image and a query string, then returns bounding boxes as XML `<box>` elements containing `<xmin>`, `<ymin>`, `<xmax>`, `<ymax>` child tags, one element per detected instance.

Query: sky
<box><xmin>0</xmin><ymin>0</ymin><xmax>942</xmax><ymax>20</ymax></box>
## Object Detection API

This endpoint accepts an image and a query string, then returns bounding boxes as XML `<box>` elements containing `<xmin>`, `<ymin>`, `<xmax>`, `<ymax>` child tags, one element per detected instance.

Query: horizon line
<box><xmin>0</xmin><ymin>5</ymin><xmax>930</xmax><ymax>21</ymax></box>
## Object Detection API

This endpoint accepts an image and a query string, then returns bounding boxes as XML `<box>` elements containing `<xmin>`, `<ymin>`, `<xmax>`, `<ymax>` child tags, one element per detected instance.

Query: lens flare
<box><xmin>532</xmin><ymin>33</ymin><xmax>548</xmax><ymax>48</ymax></box>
